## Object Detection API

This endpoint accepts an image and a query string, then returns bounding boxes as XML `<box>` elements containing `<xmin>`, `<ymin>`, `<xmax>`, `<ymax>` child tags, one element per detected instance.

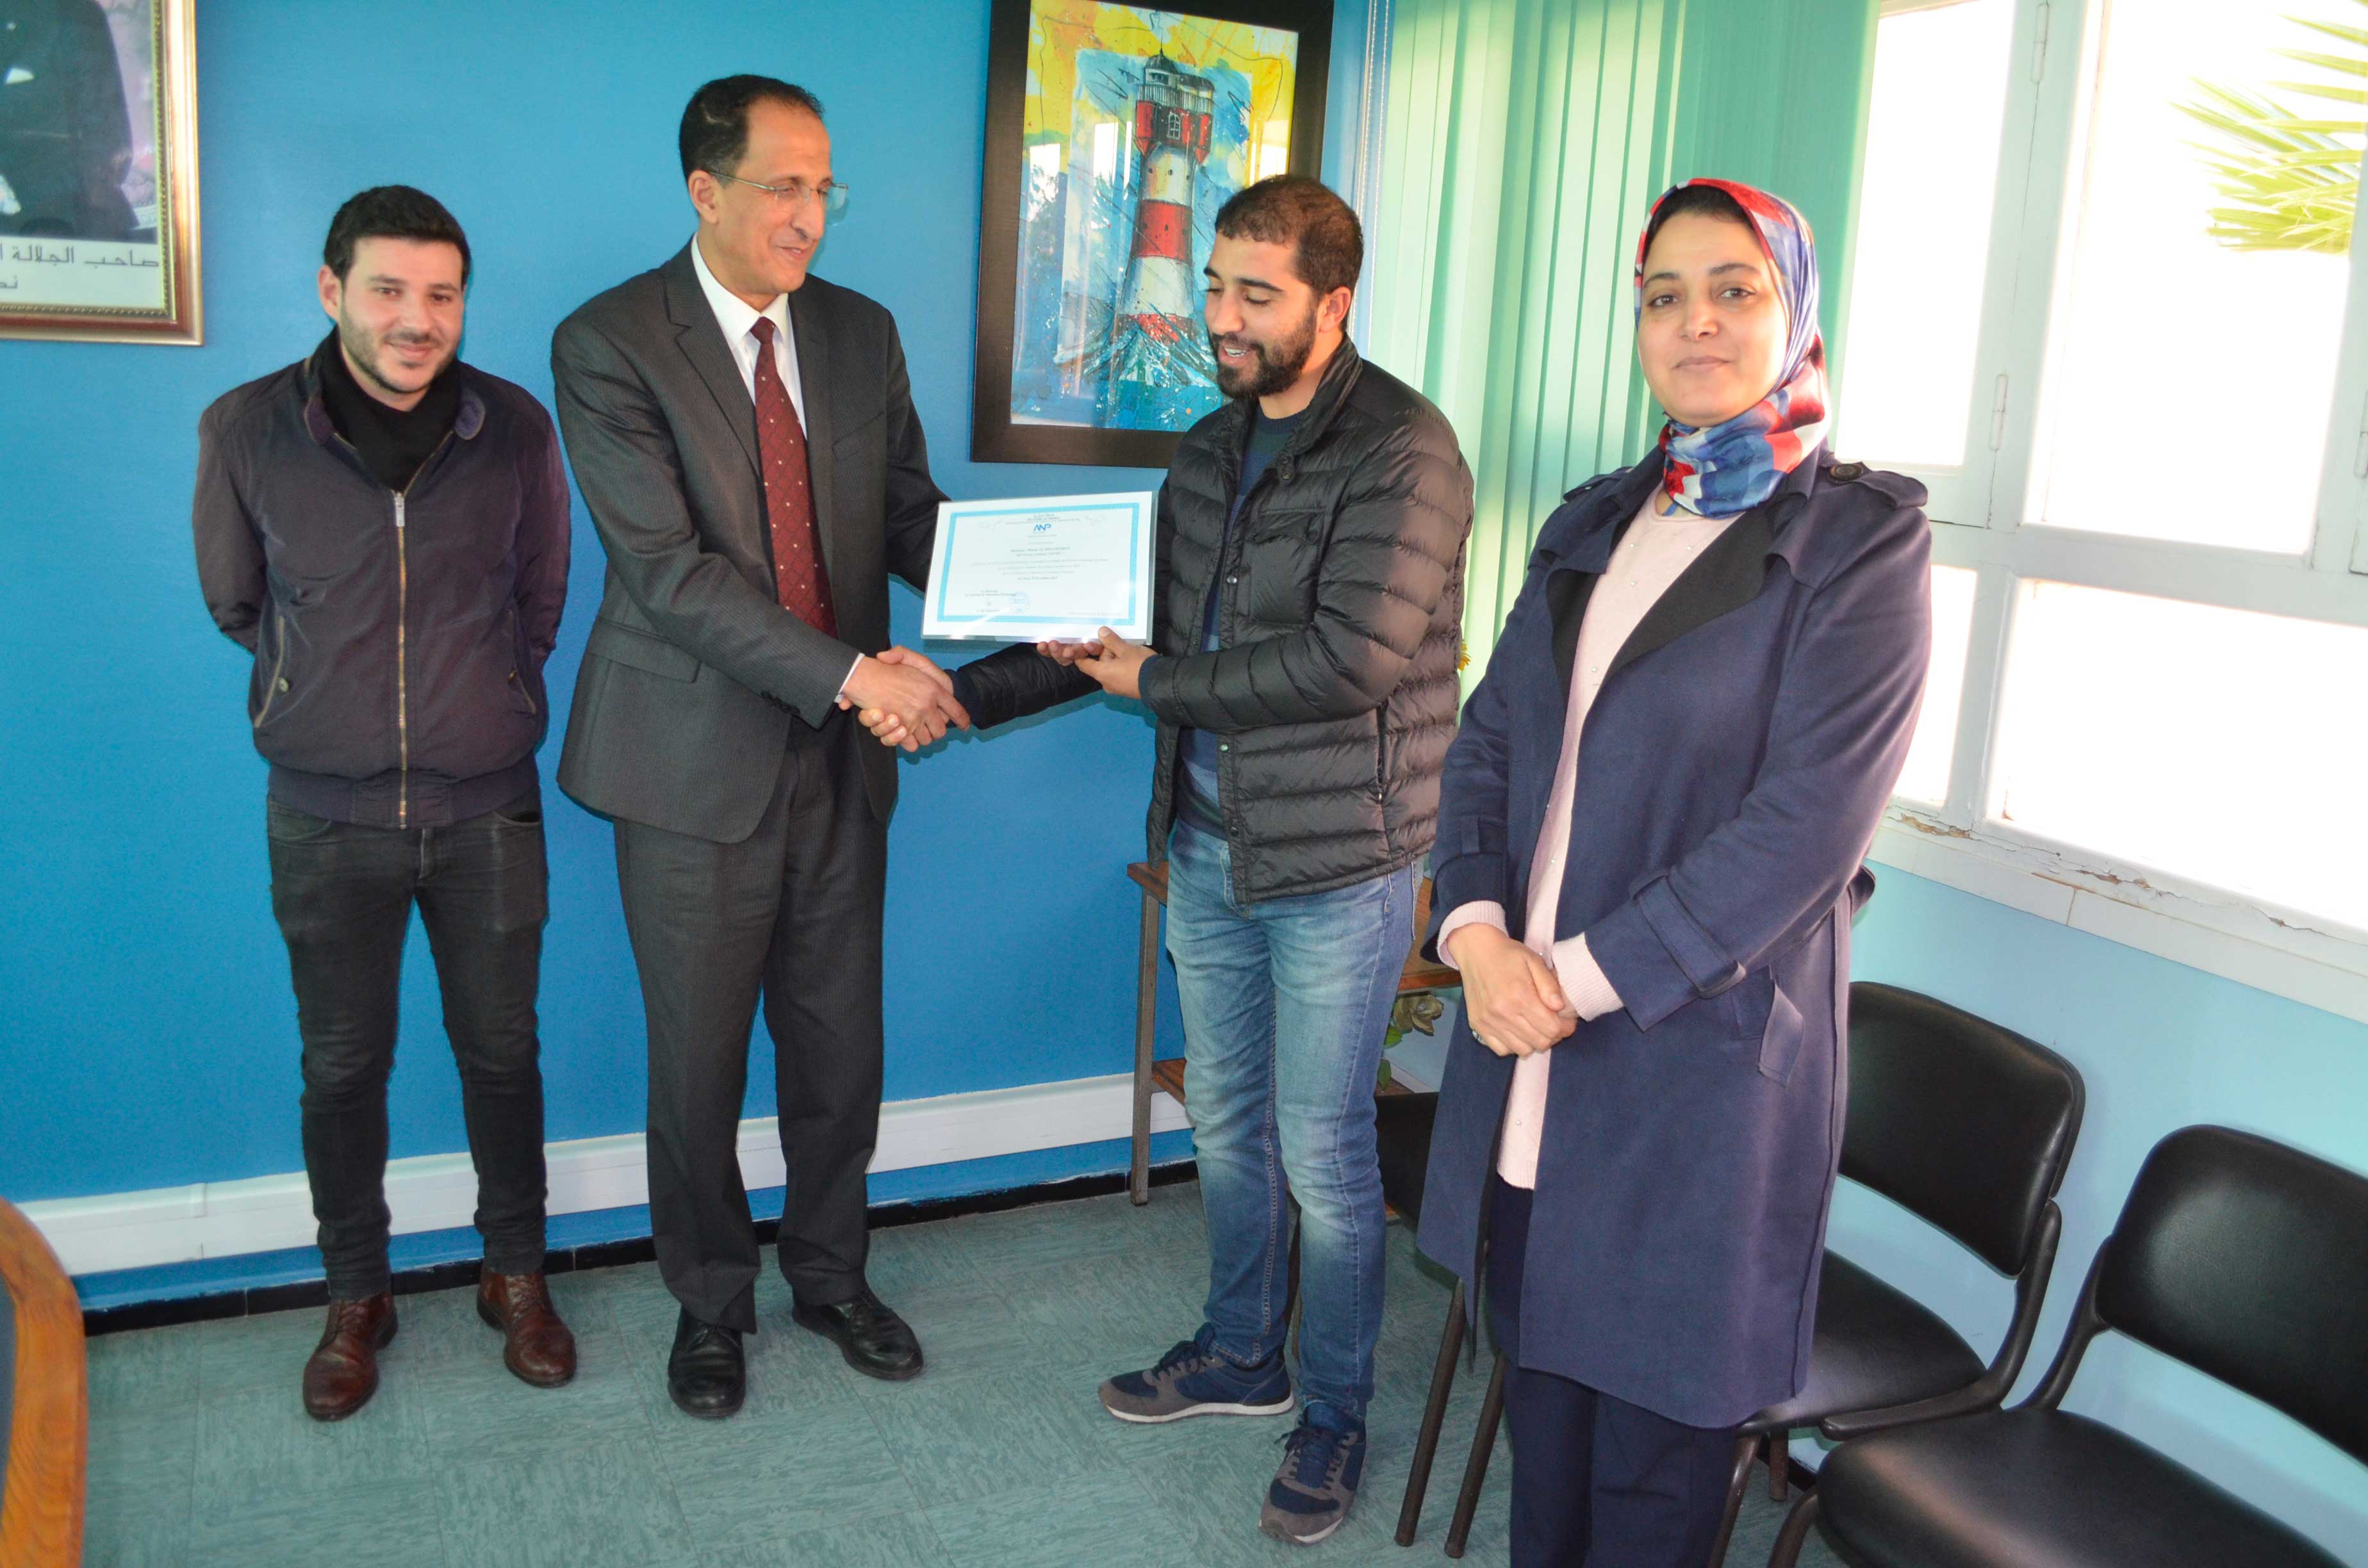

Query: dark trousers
<box><xmin>266</xmin><ymin>790</ymin><xmax>550</xmax><ymax>1300</ymax></box>
<box><xmin>613</xmin><ymin>715</ymin><xmax>884</xmax><ymax>1334</ymax></box>
<box><xmin>1486</xmin><ymin>1178</ymin><xmax>1737</xmax><ymax>1568</ymax></box>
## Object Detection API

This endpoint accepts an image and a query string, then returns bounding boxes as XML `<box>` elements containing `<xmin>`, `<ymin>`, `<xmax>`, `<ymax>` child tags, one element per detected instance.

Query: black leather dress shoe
<box><xmin>792</xmin><ymin>1286</ymin><xmax>925</xmax><ymax>1382</ymax></box>
<box><xmin>667</xmin><ymin>1307</ymin><xmax>746</xmax><ymax>1419</ymax></box>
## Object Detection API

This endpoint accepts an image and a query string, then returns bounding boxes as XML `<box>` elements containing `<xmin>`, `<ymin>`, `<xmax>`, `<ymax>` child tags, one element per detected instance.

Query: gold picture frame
<box><xmin>0</xmin><ymin>0</ymin><xmax>201</xmax><ymax>344</ymax></box>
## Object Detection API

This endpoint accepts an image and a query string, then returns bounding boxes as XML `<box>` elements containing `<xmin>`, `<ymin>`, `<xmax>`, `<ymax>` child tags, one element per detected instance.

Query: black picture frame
<box><xmin>971</xmin><ymin>0</ymin><xmax>1333</xmax><ymax>468</ymax></box>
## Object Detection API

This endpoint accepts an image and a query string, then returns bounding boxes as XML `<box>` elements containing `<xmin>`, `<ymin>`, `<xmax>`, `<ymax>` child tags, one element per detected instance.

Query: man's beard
<box><xmin>339</xmin><ymin>314</ymin><xmax>452</xmax><ymax>400</ymax></box>
<box><xmin>1208</xmin><ymin>305</ymin><xmax>1317</xmax><ymax>400</ymax></box>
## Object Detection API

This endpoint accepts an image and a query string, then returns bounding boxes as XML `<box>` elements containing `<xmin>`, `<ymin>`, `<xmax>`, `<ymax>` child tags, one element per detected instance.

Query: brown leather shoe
<box><xmin>302</xmin><ymin>1293</ymin><xmax>397</xmax><ymax>1422</ymax></box>
<box><xmin>477</xmin><ymin>1270</ymin><xmax>577</xmax><ymax>1388</ymax></box>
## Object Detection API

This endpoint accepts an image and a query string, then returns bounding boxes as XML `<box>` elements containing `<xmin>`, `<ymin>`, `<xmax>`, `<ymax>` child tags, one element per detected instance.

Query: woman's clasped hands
<box><xmin>1447</xmin><ymin>924</ymin><xmax>1578</xmax><ymax>1057</ymax></box>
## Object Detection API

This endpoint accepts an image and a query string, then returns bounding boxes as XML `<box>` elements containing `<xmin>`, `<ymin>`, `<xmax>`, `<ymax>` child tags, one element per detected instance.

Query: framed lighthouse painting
<box><xmin>971</xmin><ymin>0</ymin><xmax>1331</xmax><ymax>466</ymax></box>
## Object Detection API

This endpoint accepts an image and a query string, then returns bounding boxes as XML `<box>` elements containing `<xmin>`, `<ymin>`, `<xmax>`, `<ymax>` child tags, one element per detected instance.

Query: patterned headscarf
<box><xmin>1633</xmin><ymin>178</ymin><xmax>1830</xmax><ymax>516</ymax></box>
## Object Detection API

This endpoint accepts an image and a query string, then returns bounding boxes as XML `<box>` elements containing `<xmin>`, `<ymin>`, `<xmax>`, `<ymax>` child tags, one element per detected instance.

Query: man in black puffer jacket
<box><xmin>926</xmin><ymin>177</ymin><xmax>1472</xmax><ymax>1546</ymax></box>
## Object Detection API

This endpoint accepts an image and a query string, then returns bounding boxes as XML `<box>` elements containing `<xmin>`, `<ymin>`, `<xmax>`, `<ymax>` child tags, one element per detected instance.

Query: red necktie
<box><xmin>750</xmin><ymin>316</ymin><xmax>836</xmax><ymax>636</ymax></box>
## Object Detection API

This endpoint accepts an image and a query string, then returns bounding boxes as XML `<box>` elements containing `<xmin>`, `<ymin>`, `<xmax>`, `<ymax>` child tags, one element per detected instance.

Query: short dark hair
<box><xmin>680</xmin><ymin>75</ymin><xmax>826</xmax><ymax>179</ymax></box>
<box><xmin>323</xmin><ymin>186</ymin><xmax>470</xmax><ymax>284</ymax></box>
<box><xmin>1213</xmin><ymin>176</ymin><xmax>1363</xmax><ymax>298</ymax></box>
<box><xmin>1643</xmin><ymin>183</ymin><xmax>1754</xmax><ymax>256</ymax></box>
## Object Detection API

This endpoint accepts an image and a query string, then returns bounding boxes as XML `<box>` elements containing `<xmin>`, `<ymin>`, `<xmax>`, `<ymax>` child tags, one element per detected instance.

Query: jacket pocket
<box><xmin>1758</xmin><ymin>978</ymin><xmax>1805</xmax><ymax>1086</ymax></box>
<box><xmin>832</xmin><ymin>405</ymin><xmax>886</xmax><ymax>448</ymax></box>
<box><xmin>252</xmin><ymin>610</ymin><xmax>292</xmax><ymax>728</ymax></box>
<box><xmin>1244</xmin><ymin>533</ymin><xmax>1319</xmax><ymax>625</ymax></box>
<box><xmin>584</xmin><ymin>618</ymin><xmax>699</xmax><ymax>682</ymax></box>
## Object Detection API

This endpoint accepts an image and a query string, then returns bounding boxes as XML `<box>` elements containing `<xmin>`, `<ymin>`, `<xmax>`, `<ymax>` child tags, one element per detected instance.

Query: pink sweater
<box><xmin>1439</xmin><ymin>496</ymin><xmax>1737</xmax><ymax>1188</ymax></box>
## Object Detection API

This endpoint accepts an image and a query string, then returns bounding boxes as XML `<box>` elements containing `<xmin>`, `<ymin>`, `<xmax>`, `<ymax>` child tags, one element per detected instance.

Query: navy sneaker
<box><xmin>1099</xmin><ymin>1328</ymin><xmax>1294</xmax><ymax>1423</ymax></box>
<box><xmin>1260</xmin><ymin>1406</ymin><xmax>1367</xmax><ymax>1545</ymax></box>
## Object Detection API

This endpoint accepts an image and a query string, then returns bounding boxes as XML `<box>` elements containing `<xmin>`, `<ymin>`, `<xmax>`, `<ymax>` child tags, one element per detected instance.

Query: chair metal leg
<box><xmin>1394</xmin><ymin>1278</ymin><xmax>1467</xmax><ymax>1546</ymax></box>
<box><xmin>1703</xmin><ymin>1431</ymin><xmax>1760</xmax><ymax>1568</ymax></box>
<box><xmin>1128</xmin><ymin>887</ymin><xmax>1160</xmax><ymax>1206</ymax></box>
<box><xmin>1444</xmin><ymin>1352</ymin><xmax>1507</xmax><ymax>1560</ymax></box>
<box><xmin>1766</xmin><ymin>1490</ymin><xmax>1822</xmax><ymax>1568</ymax></box>
<box><xmin>1766</xmin><ymin>1429</ymin><xmax>1789</xmax><ymax>1501</ymax></box>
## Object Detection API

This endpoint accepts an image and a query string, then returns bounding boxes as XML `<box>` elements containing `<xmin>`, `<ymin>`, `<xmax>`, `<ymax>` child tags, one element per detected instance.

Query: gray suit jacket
<box><xmin>551</xmin><ymin>245</ymin><xmax>946</xmax><ymax>840</ymax></box>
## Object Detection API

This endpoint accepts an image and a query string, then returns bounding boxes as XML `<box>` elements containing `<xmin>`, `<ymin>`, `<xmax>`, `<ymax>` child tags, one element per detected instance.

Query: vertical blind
<box><xmin>1367</xmin><ymin>0</ymin><xmax>1879</xmax><ymax>680</ymax></box>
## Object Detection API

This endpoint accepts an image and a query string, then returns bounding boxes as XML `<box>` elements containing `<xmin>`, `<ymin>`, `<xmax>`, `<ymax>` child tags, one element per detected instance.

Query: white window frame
<box><xmin>1858</xmin><ymin>0</ymin><xmax>2368</xmax><ymax>1023</ymax></box>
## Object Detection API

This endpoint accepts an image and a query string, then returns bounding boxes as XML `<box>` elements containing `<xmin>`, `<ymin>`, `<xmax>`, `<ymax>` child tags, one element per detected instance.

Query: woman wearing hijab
<box><xmin>1415</xmin><ymin>178</ymin><xmax>1932</xmax><ymax>1565</ymax></box>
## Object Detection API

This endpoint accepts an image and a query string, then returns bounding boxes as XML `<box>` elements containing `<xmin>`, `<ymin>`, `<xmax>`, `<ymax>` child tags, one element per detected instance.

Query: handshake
<box><xmin>835</xmin><ymin>629</ymin><xmax>1157</xmax><ymax>751</ymax></box>
<box><xmin>835</xmin><ymin>646</ymin><xmax>969</xmax><ymax>752</ymax></box>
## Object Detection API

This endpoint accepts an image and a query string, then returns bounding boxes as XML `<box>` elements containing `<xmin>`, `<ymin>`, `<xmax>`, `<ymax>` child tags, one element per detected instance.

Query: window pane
<box><xmin>2037</xmin><ymin>0</ymin><xmax>2358</xmax><ymax>551</ymax></box>
<box><xmin>1893</xmin><ymin>564</ymin><xmax>1980</xmax><ymax>804</ymax></box>
<box><xmin>1993</xmin><ymin>582</ymin><xmax>2368</xmax><ymax>931</ymax></box>
<box><xmin>1836</xmin><ymin>0</ymin><xmax>2018</xmax><ymax>469</ymax></box>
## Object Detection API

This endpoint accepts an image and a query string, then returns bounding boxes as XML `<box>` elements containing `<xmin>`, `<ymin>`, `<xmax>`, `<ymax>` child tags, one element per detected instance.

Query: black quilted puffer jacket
<box><xmin>955</xmin><ymin>339</ymin><xmax>1474</xmax><ymax>904</ymax></box>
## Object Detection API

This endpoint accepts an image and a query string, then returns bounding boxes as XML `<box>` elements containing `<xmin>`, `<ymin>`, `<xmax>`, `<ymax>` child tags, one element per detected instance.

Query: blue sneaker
<box><xmin>1099</xmin><ymin>1328</ymin><xmax>1295</xmax><ymax>1423</ymax></box>
<box><xmin>1260</xmin><ymin>1406</ymin><xmax>1367</xmax><ymax>1545</ymax></box>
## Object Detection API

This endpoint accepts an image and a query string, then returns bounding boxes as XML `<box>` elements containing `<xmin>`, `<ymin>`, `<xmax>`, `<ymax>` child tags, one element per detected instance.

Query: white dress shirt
<box><xmin>689</xmin><ymin>234</ymin><xmax>807</xmax><ymax>426</ymax></box>
<box><xmin>1438</xmin><ymin>494</ymin><xmax>1738</xmax><ymax>1188</ymax></box>
<box><xmin>689</xmin><ymin>235</ymin><xmax>858</xmax><ymax>696</ymax></box>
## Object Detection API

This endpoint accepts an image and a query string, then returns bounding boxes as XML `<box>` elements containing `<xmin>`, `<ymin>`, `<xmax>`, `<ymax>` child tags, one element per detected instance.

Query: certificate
<box><xmin>920</xmin><ymin>491</ymin><xmax>1157</xmax><ymax>642</ymax></box>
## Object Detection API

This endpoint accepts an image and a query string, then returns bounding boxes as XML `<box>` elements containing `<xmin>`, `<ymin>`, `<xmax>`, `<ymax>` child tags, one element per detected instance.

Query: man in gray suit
<box><xmin>550</xmin><ymin>74</ymin><xmax>968</xmax><ymax>1419</ymax></box>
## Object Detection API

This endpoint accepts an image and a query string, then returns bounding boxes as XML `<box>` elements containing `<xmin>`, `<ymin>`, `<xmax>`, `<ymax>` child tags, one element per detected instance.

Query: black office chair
<box><xmin>1769</xmin><ymin>1124</ymin><xmax>2368</xmax><ymax>1568</ymax></box>
<box><xmin>1702</xmin><ymin>983</ymin><xmax>2085</xmax><ymax>1565</ymax></box>
<box><xmin>1395</xmin><ymin>983</ymin><xmax>2085</xmax><ymax>1561</ymax></box>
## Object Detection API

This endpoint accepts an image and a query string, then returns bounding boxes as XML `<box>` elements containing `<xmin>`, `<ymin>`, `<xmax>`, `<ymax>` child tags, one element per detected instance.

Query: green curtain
<box><xmin>1367</xmin><ymin>0</ymin><xmax>1879</xmax><ymax>684</ymax></box>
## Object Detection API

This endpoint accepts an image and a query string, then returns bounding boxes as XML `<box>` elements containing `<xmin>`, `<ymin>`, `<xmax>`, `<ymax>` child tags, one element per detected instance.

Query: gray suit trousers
<box><xmin>613</xmin><ymin>712</ymin><xmax>885</xmax><ymax>1332</ymax></box>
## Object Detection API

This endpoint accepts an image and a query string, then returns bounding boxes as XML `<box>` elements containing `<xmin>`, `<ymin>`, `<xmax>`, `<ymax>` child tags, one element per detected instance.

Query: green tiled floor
<box><xmin>79</xmin><ymin>1185</ymin><xmax>1846</xmax><ymax>1567</ymax></box>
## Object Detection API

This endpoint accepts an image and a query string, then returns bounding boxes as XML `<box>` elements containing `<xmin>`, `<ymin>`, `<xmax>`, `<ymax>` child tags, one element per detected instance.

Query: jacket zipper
<box><xmin>1202</xmin><ymin>430</ymin><xmax>1298</xmax><ymax>904</ymax></box>
<box><xmin>394</xmin><ymin>492</ymin><xmax>410</xmax><ymax>826</ymax></box>
<box><xmin>391</xmin><ymin>432</ymin><xmax>454</xmax><ymax>829</ymax></box>
<box><xmin>253</xmin><ymin>610</ymin><xmax>291</xmax><ymax>727</ymax></box>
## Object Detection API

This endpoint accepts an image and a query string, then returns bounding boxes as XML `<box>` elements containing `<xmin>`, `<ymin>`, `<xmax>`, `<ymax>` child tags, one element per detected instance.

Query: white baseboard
<box><xmin>21</xmin><ymin>1074</ymin><xmax>1192</xmax><ymax>1279</ymax></box>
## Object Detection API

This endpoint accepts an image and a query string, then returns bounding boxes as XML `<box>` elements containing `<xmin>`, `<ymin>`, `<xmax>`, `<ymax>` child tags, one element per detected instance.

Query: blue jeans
<box><xmin>1164</xmin><ymin>819</ymin><xmax>1415</xmax><ymax>1424</ymax></box>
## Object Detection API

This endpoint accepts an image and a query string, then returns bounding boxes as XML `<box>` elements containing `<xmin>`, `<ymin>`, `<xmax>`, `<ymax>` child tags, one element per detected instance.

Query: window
<box><xmin>1893</xmin><ymin>565</ymin><xmax>1980</xmax><ymax>805</ymax></box>
<box><xmin>1838</xmin><ymin>0</ymin><xmax>2018</xmax><ymax>473</ymax></box>
<box><xmin>2033</xmin><ymin>0</ymin><xmax>2353</xmax><ymax>549</ymax></box>
<box><xmin>1992</xmin><ymin>584</ymin><xmax>2368</xmax><ymax>929</ymax></box>
<box><xmin>1843</xmin><ymin>0</ymin><xmax>2368</xmax><ymax>1003</ymax></box>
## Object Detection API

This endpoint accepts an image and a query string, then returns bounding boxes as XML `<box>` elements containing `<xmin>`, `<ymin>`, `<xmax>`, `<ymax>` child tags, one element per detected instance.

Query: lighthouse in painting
<box><xmin>1105</xmin><ymin>54</ymin><xmax>1217</xmax><ymax>423</ymax></box>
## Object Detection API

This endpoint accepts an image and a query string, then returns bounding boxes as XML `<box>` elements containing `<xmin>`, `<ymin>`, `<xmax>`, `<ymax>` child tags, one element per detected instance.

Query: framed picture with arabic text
<box><xmin>972</xmin><ymin>0</ymin><xmax>1330</xmax><ymax>467</ymax></box>
<box><xmin>1</xmin><ymin>0</ymin><xmax>201</xmax><ymax>344</ymax></box>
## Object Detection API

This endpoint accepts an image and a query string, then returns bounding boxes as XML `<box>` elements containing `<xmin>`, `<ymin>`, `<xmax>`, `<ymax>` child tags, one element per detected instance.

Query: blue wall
<box><xmin>1839</xmin><ymin>869</ymin><xmax>2368</xmax><ymax>1561</ymax></box>
<box><xmin>0</xmin><ymin>0</ymin><xmax>1366</xmax><ymax>1213</ymax></box>
<box><xmin>6</xmin><ymin>4</ymin><xmax>2362</xmax><ymax>1551</ymax></box>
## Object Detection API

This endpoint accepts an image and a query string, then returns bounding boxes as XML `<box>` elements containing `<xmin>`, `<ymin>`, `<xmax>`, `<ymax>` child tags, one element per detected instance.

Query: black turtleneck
<box><xmin>315</xmin><ymin>331</ymin><xmax>462</xmax><ymax>491</ymax></box>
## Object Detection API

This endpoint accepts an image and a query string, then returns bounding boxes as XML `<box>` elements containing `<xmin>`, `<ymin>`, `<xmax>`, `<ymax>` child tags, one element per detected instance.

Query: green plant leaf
<box><xmin>2274</xmin><ymin>47</ymin><xmax>2368</xmax><ymax>78</ymax></box>
<box><xmin>2271</xmin><ymin>81</ymin><xmax>2368</xmax><ymax>106</ymax></box>
<box><xmin>2292</xmin><ymin>18</ymin><xmax>2368</xmax><ymax>52</ymax></box>
<box><xmin>2179</xmin><ymin>8</ymin><xmax>2362</xmax><ymax>254</ymax></box>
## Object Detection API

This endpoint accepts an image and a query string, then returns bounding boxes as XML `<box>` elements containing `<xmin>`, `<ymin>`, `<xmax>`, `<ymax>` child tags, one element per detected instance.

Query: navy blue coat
<box><xmin>1416</xmin><ymin>448</ymin><xmax>1930</xmax><ymax>1428</ymax></box>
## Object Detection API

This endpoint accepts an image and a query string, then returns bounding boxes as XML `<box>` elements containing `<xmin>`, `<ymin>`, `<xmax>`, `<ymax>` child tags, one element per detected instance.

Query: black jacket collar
<box><xmin>1543</xmin><ymin>450</ymin><xmax>1829</xmax><ymax>696</ymax></box>
<box><xmin>1208</xmin><ymin>333</ymin><xmax>1367</xmax><ymax>470</ymax></box>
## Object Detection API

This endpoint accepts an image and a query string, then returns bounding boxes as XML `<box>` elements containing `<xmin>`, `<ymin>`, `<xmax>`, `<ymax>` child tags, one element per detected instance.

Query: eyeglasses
<box><xmin>711</xmin><ymin>171</ymin><xmax>850</xmax><ymax>218</ymax></box>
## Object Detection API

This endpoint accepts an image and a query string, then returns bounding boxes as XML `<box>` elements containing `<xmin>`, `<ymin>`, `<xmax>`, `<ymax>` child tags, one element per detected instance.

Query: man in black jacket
<box><xmin>192</xmin><ymin>186</ymin><xmax>575</xmax><ymax>1423</ymax></box>
<box><xmin>935</xmin><ymin>176</ymin><xmax>1473</xmax><ymax>1545</ymax></box>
